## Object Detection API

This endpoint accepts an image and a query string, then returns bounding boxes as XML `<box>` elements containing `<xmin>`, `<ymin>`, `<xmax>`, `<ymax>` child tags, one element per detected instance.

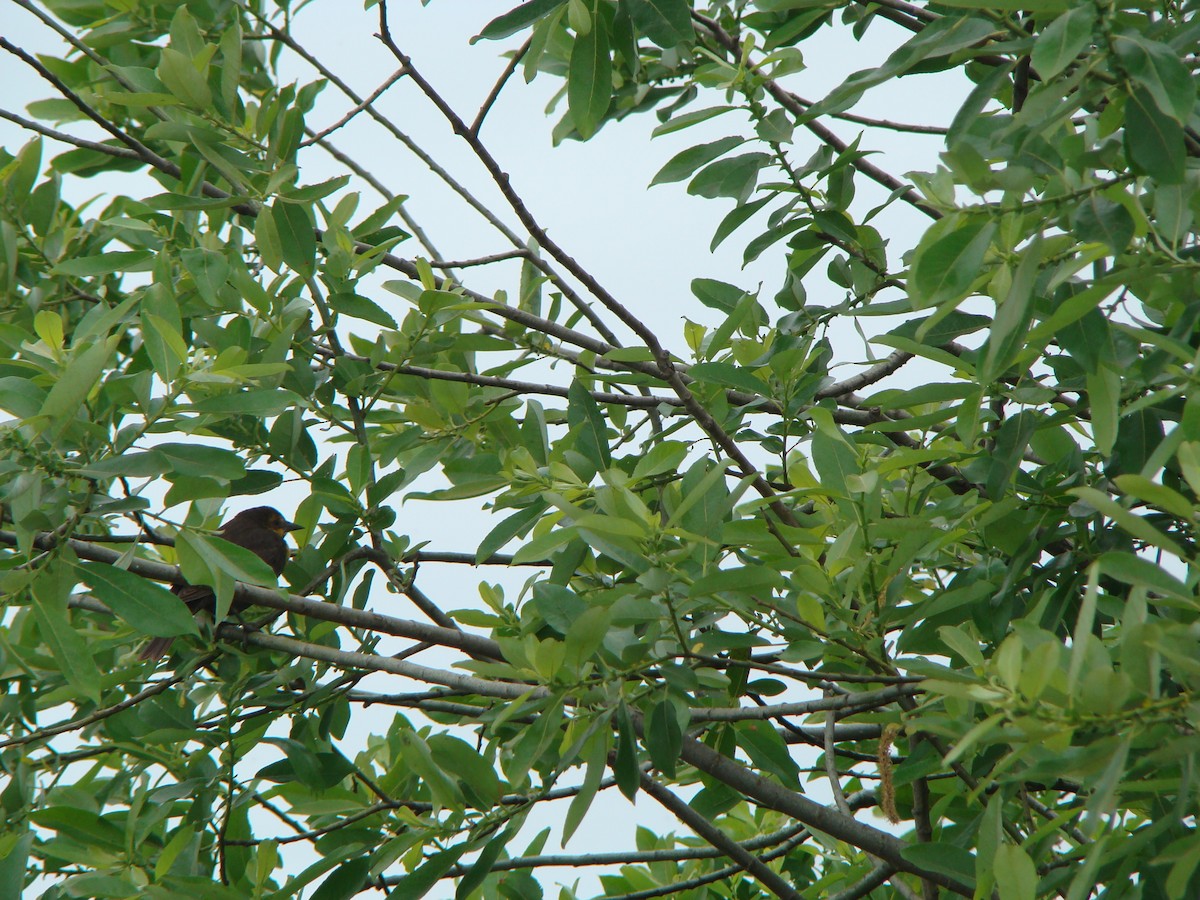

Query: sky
<box><xmin>1</xmin><ymin>1</ymin><xmax>967</xmax><ymax>896</ymax></box>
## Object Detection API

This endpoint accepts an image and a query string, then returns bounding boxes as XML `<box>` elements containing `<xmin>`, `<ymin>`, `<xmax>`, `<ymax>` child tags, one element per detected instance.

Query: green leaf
<box><xmin>568</xmin><ymin>4</ymin><xmax>611</xmax><ymax>138</ymax></box>
<box><xmin>158</xmin><ymin>443</ymin><xmax>247</xmax><ymax>481</ymax></box>
<box><xmin>1097</xmin><ymin>551</ymin><xmax>1192</xmax><ymax>602</ymax></box>
<box><xmin>735</xmin><ymin>721</ymin><xmax>801</xmax><ymax>788</ymax></box>
<box><xmin>1125</xmin><ymin>86</ymin><xmax>1185</xmax><ymax>184</ymax></box>
<box><xmin>689</xmin><ymin>566</ymin><xmax>784</xmax><ymax>598</ymax></box>
<box><xmin>157</xmin><ymin>47</ymin><xmax>212</xmax><ymax>109</ymax></box>
<box><xmin>310</xmin><ymin>859</ymin><xmax>371</xmax><ymax>900</ymax></box>
<box><xmin>476</xmin><ymin>0</ymin><xmax>565</xmax><ymax>41</ymax></box>
<box><xmin>180</xmin><ymin>247</ymin><xmax>230</xmax><ymax>305</ymax></box>
<box><xmin>427</xmin><ymin>735</ymin><xmax>501</xmax><ymax>807</ymax></box>
<box><xmin>0</xmin><ymin>832</ymin><xmax>33</xmax><ymax>900</ymax></box>
<box><xmin>1031</xmin><ymin>6</ymin><xmax>1094</xmax><ymax>80</ymax></box>
<box><xmin>455</xmin><ymin>829</ymin><xmax>514</xmax><ymax>899</ymax></box>
<box><xmin>175</xmin><ymin>529</ymin><xmax>279</xmax><ymax>622</ymax></box>
<box><xmin>270</xmin><ymin>200</ymin><xmax>317</xmax><ymax>275</ymax></box>
<box><xmin>646</xmin><ymin>697</ymin><xmax>683</xmax><ymax>777</ymax></box>
<box><xmin>256</xmin><ymin>204</ymin><xmax>284</xmax><ymax>273</ymax></box>
<box><xmin>568</xmin><ymin>379</ymin><xmax>611</xmax><ymax>469</ymax></box>
<box><xmin>562</xmin><ymin>732</ymin><xmax>607</xmax><ymax>843</ymax></box>
<box><xmin>614</xmin><ymin>703</ymin><xmax>640</xmax><ymax>800</ymax></box>
<box><xmin>811</xmin><ymin>421</ymin><xmax>860</xmax><ymax>494</ymax></box>
<box><xmin>985</xmin><ymin>409</ymin><xmax>1037</xmax><ymax>500</ymax></box>
<box><xmin>993</xmin><ymin>844</ymin><xmax>1041</xmax><ymax>900</ymax></box>
<box><xmin>36</xmin><ymin>335</ymin><xmax>118</xmax><ymax>439</ymax></box>
<box><xmin>142</xmin><ymin>312</ymin><xmax>187</xmax><ymax>382</ymax></box>
<box><xmin>900</xmin><ymin>843</ymin><xmax>976</xmax><ymax>888</ymax></box>
<box><xmin>909</xmin><ymin>220</ymin><xmax>996</xmax><ymax>309</ymax></box>
<box><xmin>4</xmin><ymin>138</ymin><xmax>42</xmax><ymax>204</ymax></box>
<box><xmin>1071</xmin><ymin>194</ymin><xmax>1134</xmax><ymax>254</ymax></box>
<box><xmin>1114</xmin><ymin>33</ymin><xmax>1195</xmax><ymax>122</ymax></box>
<box><xmin>477</xmin><ymin>504</ymin><xmax>545</xmax><ymax>563</ymax></box>
<box><xmin>50</xmin><ymin>250</ymin><xmax>153</xmax><ymax>276</ymax></box>
<box><xmin>631</xmin><ymin>441</ymin><xmax>688</xmax><ymax>480</ymax></box>
<box><xmin>1086</xmin><ymin>365</ymin><xmax>1120</xmax><ymax>458</ymax></box>
<box><xmin>980</xmin><ymin>237</ymin><xmax>1041</xmax><ymax>383</ymax></box>
<box><xmin>651</xmin><ymin>105</ymin><xmax>737</xmax><ymax>137</ymax></box>
<box><xmin>190</xmin><ymin>389</ymin><xmax>302</xmax><ymax>416</ymax></box>
<box><xmin>688</xmin><ymin>361</ymin><xmax>770</xmax><ymax>395</ymax></box>
<box><xmin>690</xmin><ymin>277</ymin><xmax>747</xmax><ymax>313</ymax></box>
<box><xmin>386</xmin><ymin>845</ymin><xmax>466</xmax><ymax>899</ymax></box>
<box><xmin>76</xmin><ymin>562</ymin><xmax>200</xmax><ymax>638</ymax></box>
<box><xmin>652</xmin><ymin>137</ymin><xmax>745</xmax><ymax>186</ymax></box>
<box><xmin>1069</xmin><ymin>486</ymin><xmax>1185</xmax><ymax>559</ymax></box>
<box><xmin>806</xmin><ymin>16</ymin><xmax>996</xmax><ymax>119</ymax></box>
<box><xmin>625</xmin><ymin>0</ymin><xmax>693</xmax><ymax>48</ymax></box>
<box><xmin>935</xmin><ymin>0</ymin><xmax>1065</xmax><ymax>7</ymax></box>
<box><xmin>710</xmin><ymin>194</ymin><xmax>773</xmax><ymax>251</ymax></box>
<box><xmin>328</xmin><ymin>292</ymin><xmax>398</xmax><ymax>328</ymax></box>
<box><xmin>687</xmin><ymin>153</ymin><xmax>769</xmax><ymax>203</ymax></box>
<box><xmin>30</xmin><ymin>564</ymin><xmax>101</xmax><ymax>703</ymax></box>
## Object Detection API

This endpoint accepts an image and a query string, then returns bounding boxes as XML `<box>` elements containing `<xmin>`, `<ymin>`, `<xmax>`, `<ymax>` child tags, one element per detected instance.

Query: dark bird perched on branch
<box><xmin>139</xmin><ymin>506</ymin><xmax>301</xmax><ymax>661</ymax></box>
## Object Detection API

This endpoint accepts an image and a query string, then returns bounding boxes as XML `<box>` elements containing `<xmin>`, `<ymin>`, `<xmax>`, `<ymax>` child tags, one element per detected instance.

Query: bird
<box><xmin>139</xmin><ymin>506</ymin><xmax>302</xmax><ymax>661</ymax></box>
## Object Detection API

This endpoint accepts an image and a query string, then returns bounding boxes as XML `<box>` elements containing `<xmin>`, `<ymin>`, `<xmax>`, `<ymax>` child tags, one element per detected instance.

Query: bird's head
<box><xmin>228</xmin><ymin>506</ymin><xmax>302</xmax><ymax>537</ymax></box>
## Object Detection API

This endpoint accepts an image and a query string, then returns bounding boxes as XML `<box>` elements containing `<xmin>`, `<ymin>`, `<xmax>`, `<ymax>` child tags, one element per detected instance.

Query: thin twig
<box><xmin>300</xmin><ymin>68</ymin><xmax>407</xmax><ymax>147</ymax></box>
<box><xmin>470</xmin><ymin>36</ymin><xmax>532</xmax><ymax>137</ymax></box>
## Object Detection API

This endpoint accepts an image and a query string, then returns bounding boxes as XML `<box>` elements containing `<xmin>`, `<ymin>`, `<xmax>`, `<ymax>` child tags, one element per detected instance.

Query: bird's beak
<box><xmin>278</xmin><ymin>520</ymin><xmax>303</xmax><ymax>535</ymax></box>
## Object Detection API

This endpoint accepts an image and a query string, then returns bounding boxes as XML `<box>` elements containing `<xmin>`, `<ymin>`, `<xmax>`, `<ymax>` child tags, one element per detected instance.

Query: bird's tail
<box><xmin>138</xmin><ymin>636</ymin><xmax>174</xmax><ymax>661</ymax></box>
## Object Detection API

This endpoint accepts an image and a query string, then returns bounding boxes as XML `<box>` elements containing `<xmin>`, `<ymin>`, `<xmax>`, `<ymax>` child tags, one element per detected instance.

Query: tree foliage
<box><xmin>2</xmin><ymin>0</ymin><xmax>1200</xmax><ymax>897</ymax></box>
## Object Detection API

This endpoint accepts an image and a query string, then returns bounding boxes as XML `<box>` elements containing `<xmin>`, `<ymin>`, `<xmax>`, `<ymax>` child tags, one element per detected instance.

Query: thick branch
<box><xmin>638</xmin><ymin>774</ymin><xmax>802</xmax><ymax>900</ymax></box>
<box><xmin>2</xmin><ymin>530</ymin><xmax>503</xmax><ymax>661</ymax></box>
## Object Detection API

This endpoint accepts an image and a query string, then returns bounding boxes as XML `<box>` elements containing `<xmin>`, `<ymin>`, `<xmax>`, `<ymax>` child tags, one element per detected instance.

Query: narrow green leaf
<box><xmin>190</xmin><ymin>389</ymin><xmax>302</xmax><ymax>416</ymax></box>
<box><xmin>328</xmin><ymin>292</ymin><xmax>398</xmax><ymax>328</ymax></box>
<box><xmin>477</xmin><ymin>505</ymin><xmax>545</xmax><ymax>563</ymax></box>
<box><xmin>614</xmin><ymin>703</ymin><xmax>640</xmax><ymax>800</ymax></box>
<box><xmin>652</xmin><ymin>136</ymin><xmax>743</xmax><ymax>186</ymax></box>
<box><xmin>476</xmin><ymin>0</ymin><xmax>565</xmax><ymax>41</ymax></box>
<box><xmin>37</xmin><ymin>335</ymin><xmax>118</xmax><ymax>439</ymax></box>
<box><xmin>1070</xmin><ymin>486</ymin><xmax>1185</xmax><ymax>559</ymax></box>
<box><xmin>1086</xmin><ymin>365</ymin><xmax>1120</xmax><ymax>457</ymax></box>
<box><xmin>567</xmin><ymin>379</ymin><xmax>611</xmax><ymax>468</ymax></box>
<box><xmin>688</xmin><ymin>361</ymin><xmax>770</xmax><ymax>395</ymax></box>
<box><xmin>30</xmin><ymin>565</ymin><xmax>101</xmax><ymax>703</ymax></box>
<box><xmin>980</xmin><ymin>237</ymin><xmax>1041</xmax><ymax>383</ymax></box>
<box><xmin>651</xmin><ymin>105</ymin><xmax>737</xmax><ymax>137</ymax></box>
<box><xmin>1097</xmin><ymin>551</ymin><xmax>1192</xmax><ymax>602</ymax></box>
<box><xmin>568</xmin><ymin>4</ymin><xmax>611</xmax><ymax>138</ymax></box>
<box><xmin>710</xmin><ymin>194</ymin><xmax>773</xmax><ymax>251</ymax></box>
<box><xmin>455</xmin><ymin>829</ymin><xmax>514</xmax><ymax>899</ymax></box>
<box><xmin>387</xmin><ymin>845</ymin><xmax>467</xmax><ymax>899</ymax></box>
<box><xmin>51</xmin><ymin>250</ymin><xmax>153</xmax><ymax>276</ymax></box>
<box><xmin>646</xmin><ymin>698</ymin><xmax>682</xmax><ymax>778</ymax></box>
<box><xmin>562</xmin><ymin>732</ymin><xmax>607</xmax><ymax>843</ymax></box>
